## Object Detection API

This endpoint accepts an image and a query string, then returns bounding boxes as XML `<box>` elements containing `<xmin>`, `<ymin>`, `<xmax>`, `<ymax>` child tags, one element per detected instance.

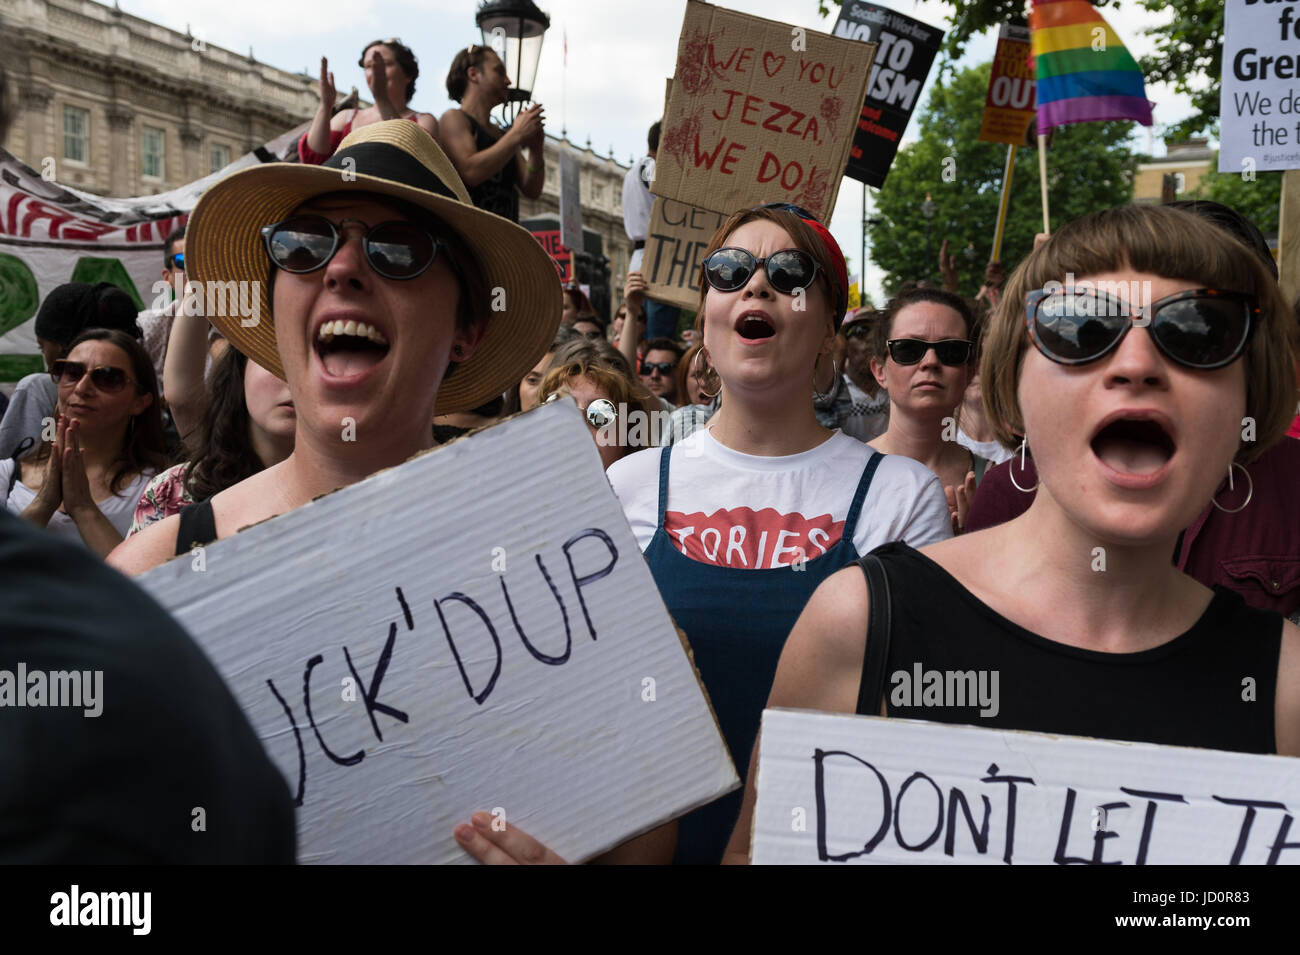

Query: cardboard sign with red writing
<box><xmin>978</xmin><ymin>24</ymin><xmax>1037</xmax><ymax>146</ymax></box>
<box><xmin>643</xmin><ymin>197</ymin><xmax>727</xmax><ymax>311</ymax></box>
<box><xmin>652</xmin><ymin>0</ymin><xmax>875</xmax><ymax>221</ymax></box>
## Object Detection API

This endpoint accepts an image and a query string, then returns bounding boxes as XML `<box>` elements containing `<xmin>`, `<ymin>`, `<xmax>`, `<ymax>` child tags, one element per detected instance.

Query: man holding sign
<box><xmin>623</xmin><ymin>121</ymin><xmax>682</xmax><ymax>341</ymax></box>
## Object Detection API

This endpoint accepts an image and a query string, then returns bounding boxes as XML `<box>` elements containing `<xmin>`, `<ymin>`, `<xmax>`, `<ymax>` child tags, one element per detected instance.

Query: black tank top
<box><xmin>174</xmin><ymin>498</ymin><xmax>217</xmax><ymax>556</ymax></box>
<box><xmin>855</xmin><ymin>542</ymin><xmax>1281</xmax><ymax>754</ymax></box>
<box><xmin>462</xmin><ymin>112</ymin><xmax>520</xmax><ymax>222</ymax></box>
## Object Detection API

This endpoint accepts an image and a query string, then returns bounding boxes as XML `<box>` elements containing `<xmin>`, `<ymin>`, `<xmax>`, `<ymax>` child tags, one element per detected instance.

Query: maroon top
<box><xmin>966</xmin><ymin>437</ymin><xmax>1300</xmax><ymax>618</ymax></box>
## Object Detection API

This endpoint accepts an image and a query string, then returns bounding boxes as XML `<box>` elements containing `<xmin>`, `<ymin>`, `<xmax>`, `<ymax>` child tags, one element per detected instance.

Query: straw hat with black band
<box><xmin>186</xmin><ymin>120</ymin><xmax>562</xmax><ymax>414</ymax></box>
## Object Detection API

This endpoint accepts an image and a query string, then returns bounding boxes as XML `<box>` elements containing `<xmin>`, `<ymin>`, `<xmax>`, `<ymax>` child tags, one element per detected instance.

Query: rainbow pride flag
<box><xmin>1029</xmin><ymin>0</ymin><xmax>1153</xmax><ymax>128</ymax></box>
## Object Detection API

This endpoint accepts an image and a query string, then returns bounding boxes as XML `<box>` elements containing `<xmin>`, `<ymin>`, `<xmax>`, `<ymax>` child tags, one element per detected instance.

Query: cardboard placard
<box><xmin>643</xmin><ymin>197</ymin><xmax>727</xmax><ymax>310</ymax></box>
<box><xmin>136</xmin><ymin>400</ymin><xmax>738</xmax><ymax>864</ymax></box>
<box><xmin>832</xmin><ymin>2</ymin><xmax>944</xmax><ymax>188</ymax></box>
<box><xmin>652</xmin><ymin>0</ymin><xmax>875</xmax><ymax>220</ymax></box>
<box><xmin>978</xmin><ymin>24</ymin><xmax>1036</xmax><ymax>146</ymax></box>
<box><xmin>752</xmin><ymin>709</ymin><xmax>1300</xmax><ymax>865</ymax></box>
<box><xmin>1220</xmin><ymin>0</ymin><xmax>1300</xmax><ymax>173</ymax></box>
<box><xmin>559</xmin><ymin>148</ymin><xmax>583</xmax><ymax>254</ymax></box>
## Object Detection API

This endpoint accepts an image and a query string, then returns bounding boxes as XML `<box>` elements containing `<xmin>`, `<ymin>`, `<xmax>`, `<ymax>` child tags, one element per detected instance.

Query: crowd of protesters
<box><xmin>0</xmin><ymin>34</ymin><xmax>1298</xmax><ymax>868</ymax></box>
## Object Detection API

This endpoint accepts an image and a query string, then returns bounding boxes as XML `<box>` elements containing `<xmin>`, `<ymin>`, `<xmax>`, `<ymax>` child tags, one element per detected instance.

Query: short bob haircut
<box><xmin>980</xmin><ymin>204</ymin><xmax>1298</xmax><ymax>465</ymax></box>
<box><xmin>693</xmin><ymin>206</ymin><xmax>845</xmax><ymax>333</ymax></box>
<box><xmin>537</xmin><ymin>338</ymin><xmax>661</xmax><ymax>449</ymax></box>
<box><xmin>869</xmin><ymin>286</ymin><xmax>977</xmax><ymax>366</ymax></box>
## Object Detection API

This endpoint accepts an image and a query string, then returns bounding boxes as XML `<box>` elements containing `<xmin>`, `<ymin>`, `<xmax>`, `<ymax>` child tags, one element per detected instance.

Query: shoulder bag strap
<box><xmin>853</xmin><ymin>553</ymin><xmax>893</xmax><ymax>717</ymax></box>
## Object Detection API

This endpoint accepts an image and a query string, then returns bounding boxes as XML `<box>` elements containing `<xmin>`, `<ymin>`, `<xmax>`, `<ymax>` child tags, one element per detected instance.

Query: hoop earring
<box><xmin>693</xmin><ymin>346</ymin><xmax>721</xmax><ymax>400</ymax></box>
<box><xmin>811</xmin><ymin>351</ymin><xmax>841</xmax><ymax>403</ymax></box>
<box><xmin>1212</xmin><ymin>462</ymin><xmax>1253</xmax><ymax>514</ymax></box>
<box><xmin>1009</xmin><ymin>437</ymin><xmax>1037</xmax><ymax>493</ymax></box>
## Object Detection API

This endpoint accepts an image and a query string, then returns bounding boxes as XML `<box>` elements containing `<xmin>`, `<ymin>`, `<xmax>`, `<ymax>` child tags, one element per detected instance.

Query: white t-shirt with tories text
<box><xmin>606</xmin><ymin>427</ymin><xmax>952</xmax><ymax>569</ymax></box>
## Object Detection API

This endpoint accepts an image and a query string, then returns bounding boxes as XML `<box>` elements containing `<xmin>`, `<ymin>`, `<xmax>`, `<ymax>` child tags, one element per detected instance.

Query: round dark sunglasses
<box><xmin>887</xmin><ymin>338</ymin><xmax>973</xmax><ymax>366</ymax></box>
<box><xmin>1025</xmin><ymin>287</ymin><xmax>1258</xmax><ymax>370</ymax></box>
<box><xmin>261</xmin><ymin>215</ymin><xmax>440</xmax><ymax>280</ymax></box>
<box><xmin>50</xmin><ymin>360</ymin><xmax>136</xmax><ymax>393</ymax></box>
<box><xmin>702</xmin><ymin>247</ymin><xmax>820</xmax><ymax>296</ymax></box>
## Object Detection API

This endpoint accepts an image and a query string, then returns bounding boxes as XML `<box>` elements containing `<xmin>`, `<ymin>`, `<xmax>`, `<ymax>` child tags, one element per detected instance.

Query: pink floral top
<box><xmin>129</xmin><ymin>462</ymin><xmax>192</xmax><ymax>536</ymax></box>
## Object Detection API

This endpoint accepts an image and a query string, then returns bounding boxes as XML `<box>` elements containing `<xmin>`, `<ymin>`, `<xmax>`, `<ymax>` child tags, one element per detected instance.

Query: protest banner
<box><xmin>0</xmin><ymin>123</ymin><xmax>305</xmax><ymax>382</ymax></box>
<box><xmin>136</xmin><ymin>399</ymin><xmax>738</xmax><ymax>864</ymax></box>
<box><xmin>751</xmin><ymin>708</ymin><xmax>1300</xmax><ymax>865</ymax></box>
<box><xmin>559</xmin><ymin>147</ymin><xmax>583</xmax><ymax>253</ymax></box>
<box><xmin>979</xmin><ymin>23</ymin><xmax>1035</xmax><ymax>146</ymax></box>
<box><xmin>1220</xmin><ymin>0</ymin><xmax>1300</xmax><ymax>175</ymax></box>
<box><xmin>652</xmin><ymin>0</ymin><xmax>875</xmax><ymax>220</ymax></box>
<box><xmin>832</xmin><ymin>2</ymin><xmax>944</xmax><ymax>188</ymax></box>
<box><xmin>643</xmin><ymin>197</ymin><xmax>726</xmax><ymax>310</ymax></box>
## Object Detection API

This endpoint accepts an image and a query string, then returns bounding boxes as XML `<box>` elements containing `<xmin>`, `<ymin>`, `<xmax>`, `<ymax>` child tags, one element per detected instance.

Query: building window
<box><xmin>592</xmin><ymin>182</ymin><xmax>605</xmax><ymax>205</ymax></box>
<box><xmin>142</xmin><ymin>126</ymin><xmax>165</xmax><ymax>179</ymax></box>
<box><xmin>210</xmin><ymin>144</ymin><xmax>230</xmax><ymax>173</ymax></box>
<box><xmin>1173</xmin><ymin>172</ymin><xmax>1186</xmax><ymax>194</ymax></box>
<box><xmin>62</xmin><ymin>106</ymin><xmax>89</xmax><ymax>163</ymax></box>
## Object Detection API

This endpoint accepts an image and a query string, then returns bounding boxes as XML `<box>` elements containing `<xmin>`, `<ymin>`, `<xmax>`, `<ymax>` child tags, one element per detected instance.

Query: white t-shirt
<box><xmin>606</xmin><ymin>427</ymin><xmax>951</xmax><ymax>569</ymax></box>
<box><xmin>622</xmin><ymin>156</ymin><xmax>655</xmax><ymax>274</ymax></box>
<box><xmin>957</xmin><ymin>428</ymin><xmax>1015</xmax><ymax>466</ymax></box>
<box><xmin>0</xmin><ymin>458</ymin><xmax>154</xmax><ymax>548</ymax></box>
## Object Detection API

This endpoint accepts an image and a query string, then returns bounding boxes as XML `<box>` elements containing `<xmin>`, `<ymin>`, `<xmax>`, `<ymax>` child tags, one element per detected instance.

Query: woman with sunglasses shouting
<box><xmin>866</xmin><ymin>287</ymin><xmax>988</xmax><ymax>533</ymax></box>
<box><xmin>596</xmin><ymin>204</ymin><xmax>952</xmax><ymax>865</ymax></box>
<box><xmin>2</xmin><ymin>329</ymin><xmax>167</xmax><ymax>557</ymax></box>
<box><xmin>721</xmin><ymin>203</ymin><xmax>1300</xmax><ymax>863</ymax></box>
<box><xmin>110</xmin><ymin>120</ymin><xmax>560</xmax><ymax>575</ymax></box>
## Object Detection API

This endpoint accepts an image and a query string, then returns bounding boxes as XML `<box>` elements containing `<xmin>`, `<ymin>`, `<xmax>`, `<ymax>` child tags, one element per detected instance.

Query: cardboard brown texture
<box><xmin>652</xmin><ymin>1</ymin><xmax>875</xmax><ymax>220</ymax></box>
<box><xmin>978</xmin><ymin>24</ymin><xmax>1036</xmax><ymax>146</ymax></box>
<box><xmin>752</xmin><ymin>709</ymin><xmax>1300</xmax><ymax>865</ymax></box>
<box><xmin>643</xmin><ymin>197</ymin><xmax>727</xmax><ymax>311</ymax></box>
<box><xmin>136</xmin><ymin>399</ymin><xmax>738</xmax><ymax>864</ymax></box>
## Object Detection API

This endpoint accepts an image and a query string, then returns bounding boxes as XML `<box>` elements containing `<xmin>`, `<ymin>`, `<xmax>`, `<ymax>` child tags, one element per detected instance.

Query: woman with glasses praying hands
<box><xmin>722</xmin><ymin>203</ymin><xmax>1300</xmax><ymax>863</ymax></box>
<box><xmin>1</xmin><ymin>329</ymin><xmax>167</xmax><ymax>557</ymax></box>
<box><xmin>866</xmin><ymin>287</ymin><xmax>989</xmax><ymax>533</ymax></box>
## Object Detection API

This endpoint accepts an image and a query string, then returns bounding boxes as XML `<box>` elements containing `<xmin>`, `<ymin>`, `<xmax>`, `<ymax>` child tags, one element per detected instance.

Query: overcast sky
<box><xmin>119</xmin><ymin>0</ymin><xmax>1200</xmax><ymax>298</ymax></box>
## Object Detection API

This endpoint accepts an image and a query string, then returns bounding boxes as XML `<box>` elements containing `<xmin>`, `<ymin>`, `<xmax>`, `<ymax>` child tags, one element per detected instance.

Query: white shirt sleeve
<box><xmin>604</xmin><ymin>446</ymin><xmax>663</xmax><ymax>553</ymax></box>
<box><xmin>622</xmin><ymin>159</ymin><xmax>654</xmax><ymax>242</ymax></box>
<box><xmin>853</xmin><ymin>453</ymin><xmax>954</xmax><ymax>553</ymax></box>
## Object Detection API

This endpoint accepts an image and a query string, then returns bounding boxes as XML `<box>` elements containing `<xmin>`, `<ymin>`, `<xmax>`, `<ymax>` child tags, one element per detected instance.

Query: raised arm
<box><xmin>161</xmin><ymin>297</ymin><xmax>211</xmax><ymax>447</ymax></box>
<box><xmin>721</xmin><ymin>564</ymin><xmax>872</xmax><ymax>864</ymax></box>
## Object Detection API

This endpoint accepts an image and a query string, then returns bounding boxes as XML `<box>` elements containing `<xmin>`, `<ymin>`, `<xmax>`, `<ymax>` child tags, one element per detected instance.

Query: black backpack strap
<box><xmin>174</xmin><ymin>499</ymin><xmax>218</xmax><ymax>556</ymax></box>
<box><xmin>853</xmin><ymin>553</ymin><xmax>893</xmax><ymax>717</ymax></box>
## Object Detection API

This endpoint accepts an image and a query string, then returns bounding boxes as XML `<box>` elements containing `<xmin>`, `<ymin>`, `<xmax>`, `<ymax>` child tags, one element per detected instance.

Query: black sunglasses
<box><xmin>1025</xmin><ymin>287</ymin><xmax>1258</xmax><ymax>370</ymax></box>
<box><xmin>168</xmin><ymin>252</ymin><xmax>185</xmax><ymax>270</ymax></box>
<box><xmin>50</xmin><ymin>360</ymin><xmax>136</xmax><ymax>393</ymax></box>
<box><xmin>641</xmin><ymin>361</ymin><xmax>676</xmax><ymax>376</ymax></box>
<box><xmin>844</xmin><ymin>324</ymin><xmax>870</xmax><ymax>340</ymax></box>
<box><xmin>261</xmin><ymin>215</ymin><xmax>439</xmax><ymax>280</ymax></box>
<box><xmin>886</xmin><ymin>338</ymin><xmax>973</xmax><ymax>366</ymax></box>
<box><xmin>702</xmin><ymin>247</ymin><xmax>820</xmax><ymax>296</ymax></box>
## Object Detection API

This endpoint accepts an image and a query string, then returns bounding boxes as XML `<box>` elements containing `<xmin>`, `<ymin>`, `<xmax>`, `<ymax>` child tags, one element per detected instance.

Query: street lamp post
<box><xmin>921</xmin><ymin>192</ymin><xmax>935</xmax><ymax>284</ymax></box>
<box><xmin>476</xmin><ymin>0</ymin><xmax>551</xmax><ymax>124</ymax></box>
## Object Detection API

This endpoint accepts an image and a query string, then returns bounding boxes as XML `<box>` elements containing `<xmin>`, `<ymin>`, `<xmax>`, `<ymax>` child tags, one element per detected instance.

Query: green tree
<box><xmin>870</xmin><ymin>62</ymin><xmax>1136</xmax><ymax>297</ymax></box>
<box><xmin>820</xmin><ymin>1</ymin><xmax>1222</xmax><ymax>139</ymax></box>
<box><xmin>1191</xmin><ymin>161</ymin><xmax>1282</xmax><ymax>235</ymax></box>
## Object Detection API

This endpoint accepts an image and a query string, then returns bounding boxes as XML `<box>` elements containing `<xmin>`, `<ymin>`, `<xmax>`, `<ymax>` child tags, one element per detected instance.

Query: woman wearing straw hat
<box><xmin>109</xmin><ymin>120</ymin><xmax>561</xmax><ymax>574</ymax></box>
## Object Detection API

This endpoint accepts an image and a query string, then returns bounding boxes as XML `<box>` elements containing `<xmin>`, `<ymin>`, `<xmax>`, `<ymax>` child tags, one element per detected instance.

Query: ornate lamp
<box><xmin>476</xmin><ymin>0</ymin><xmax>550</xmax><ymax>123</ymax></box>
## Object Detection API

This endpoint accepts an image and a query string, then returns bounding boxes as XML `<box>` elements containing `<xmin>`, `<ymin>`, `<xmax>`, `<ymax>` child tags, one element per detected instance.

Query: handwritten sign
<box><xmin>1220</xmin><ymin>0</ymin><xmax>1300</xmax><ymax>173</ymax></box>
<box><xmin>136</xmin><ymin>400</ymin><xmax>738</xmax><ymax>863</ymax></box>
<box><xmin>643</xmin><ymin>197</ymin><xmax>726</xmax><ymax>311</ymax></box>
<box><xmin>832</xmin><ymin>1</ymin><xmax>944</xmax><ymax>188</ymax></box>
<box><xmin>979</xmin><ymin>24</ymin><xmax>1036</xmax><ymax>146</ymax></box>
<box><xmin>652</xmin><ymin>0</ymin><xmax>875</xmax><ymax>220</ymax></box>
<box><xmin>752</xmin><ymin>709</ymin><xmax>1300</xmax><ymax>865</ymax></box>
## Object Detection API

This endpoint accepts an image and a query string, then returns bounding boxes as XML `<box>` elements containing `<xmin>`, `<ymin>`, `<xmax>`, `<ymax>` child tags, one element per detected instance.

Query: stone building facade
<box><xmin>1133</xmin><ymin>138</ymin><xmax>1214</xmax><ymax>204</ymax></box>
<box><xmin>1</xmin><ymin>0</ymin><xmax>634</xmax><ymax>307</ymax></box>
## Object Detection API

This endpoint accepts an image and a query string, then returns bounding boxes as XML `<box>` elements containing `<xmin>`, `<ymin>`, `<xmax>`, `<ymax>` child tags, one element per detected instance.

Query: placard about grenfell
<box><xmin>1220</xmin><ymin>0</ymin><xmax>1300</xmax><ymax>173</ymax></box>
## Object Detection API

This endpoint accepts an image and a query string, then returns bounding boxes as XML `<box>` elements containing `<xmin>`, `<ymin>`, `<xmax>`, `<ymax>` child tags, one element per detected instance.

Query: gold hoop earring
<box><xmin>1009</xmin><ymin>437</ymin><xmax>1037</xmax><ymax>493</ymax></box>
<box><xmin>1212</xmin><ymin>462</ymin><xmax>1252</xmax><ymax>514</ymax></box>
<box><xmin>693</xmin><ymin>347</ymin><xmax>721</xmax><ymax>400</ymax></box>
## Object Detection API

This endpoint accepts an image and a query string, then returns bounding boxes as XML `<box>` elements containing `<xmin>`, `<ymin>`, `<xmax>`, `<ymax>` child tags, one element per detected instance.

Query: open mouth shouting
<box><xmin>1089</xmin><ymin>409</ymin><xmax>1178</xmax><ymax>487</ymax></box>
<box><xmin>314</xmin><ymin>314</ymin><xmax>391</xmax><ymax>384</ymax></box>
<box><xmin>735</xmin><ymin>310</ymin><xmax>776</xmax><ymax>342</ymax></box>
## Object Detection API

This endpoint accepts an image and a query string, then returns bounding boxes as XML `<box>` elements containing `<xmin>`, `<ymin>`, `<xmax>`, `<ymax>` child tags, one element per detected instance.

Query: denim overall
<box><xmin>644</xmin><ymin>444</ymin><xmax>883</xmax><ymax>864</ymax></box>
